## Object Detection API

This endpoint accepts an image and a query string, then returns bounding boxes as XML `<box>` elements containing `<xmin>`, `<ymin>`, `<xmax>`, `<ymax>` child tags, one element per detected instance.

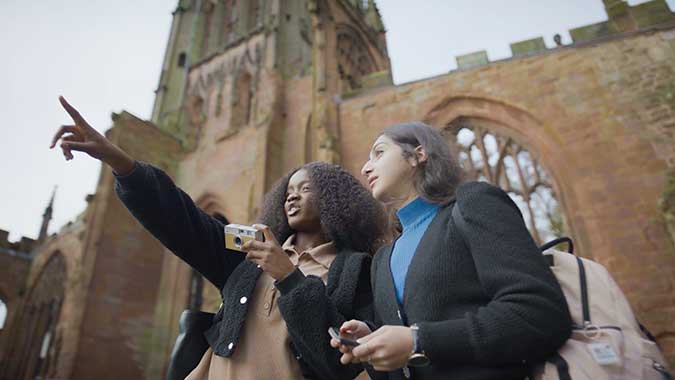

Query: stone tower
<box><xmin>150</xmin><ymin>0</ymin><xmax>390</xmax><ymax>155</ymax></box>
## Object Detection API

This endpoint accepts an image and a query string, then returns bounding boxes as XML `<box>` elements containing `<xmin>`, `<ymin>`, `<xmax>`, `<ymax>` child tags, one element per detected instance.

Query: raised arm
<box><xmin>51</xmin><ymin>96</ymin><xmax>244</xmax><ymax>288</ymax></box>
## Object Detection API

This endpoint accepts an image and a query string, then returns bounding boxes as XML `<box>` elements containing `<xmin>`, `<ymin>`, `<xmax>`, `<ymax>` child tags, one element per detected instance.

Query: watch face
<box><xmin>408</xmin><ymin>353</ymin><xmax>430</xmax><ymax>367</ymax></box>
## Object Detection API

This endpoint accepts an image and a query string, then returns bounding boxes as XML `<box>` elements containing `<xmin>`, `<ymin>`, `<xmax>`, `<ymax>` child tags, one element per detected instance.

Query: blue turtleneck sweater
<box><xmin>390</xmin><ymin>197</ymin><xmax>440</xmax><ymax>305</ymax></box>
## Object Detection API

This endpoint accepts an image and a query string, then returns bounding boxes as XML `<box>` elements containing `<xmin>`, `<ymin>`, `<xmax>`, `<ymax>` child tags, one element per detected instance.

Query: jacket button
<box><xmin>240</xmin><ymin>297</ymin><xmax>248</xmax><ymax>304</ymax></box>
<box><xmin>264</xmin><ymin>303</ymin><xmax>270</xmax><ymax>310</ymax></box>
<box><xmin>228</xmin><ymin>342</ymin><xmax>234</xmax><ymax>350</ymax></box>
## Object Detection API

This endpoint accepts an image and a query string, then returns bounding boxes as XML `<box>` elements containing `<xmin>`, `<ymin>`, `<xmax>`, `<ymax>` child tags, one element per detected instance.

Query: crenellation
<box><xmin>0</xmin><ymin>229</ymin><xmax>36</xmax><ymax>255</ymax></box>
<box><xmin>510</xmin><ymin>37</ymin><xmax>547</xmax><ymax>58</ymax></box>
<box><xmin>456</xmin><ymin>50</ymin><xmax>489</xmax><ymax>70</ymax></box>
<box><xmin>452</xmin><ymin>0</ymin><xmax>674</xmax><ymax>70</ymax></box>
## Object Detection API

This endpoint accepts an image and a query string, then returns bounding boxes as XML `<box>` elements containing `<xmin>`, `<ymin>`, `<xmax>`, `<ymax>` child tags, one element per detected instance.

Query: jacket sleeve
<box><xmin>275</xmin><ymin>254</ymin><xmax>373</xmax><ymax>380</ymax></box>
<box><xmin>114</xmin><ymin>161</ymin><xmax>245</xmax><ymax>289</ymax></box>
<box><xmin>416</xmin><ymin>181</ymin><xmax>572</xmax><ymax>366</ymax></box>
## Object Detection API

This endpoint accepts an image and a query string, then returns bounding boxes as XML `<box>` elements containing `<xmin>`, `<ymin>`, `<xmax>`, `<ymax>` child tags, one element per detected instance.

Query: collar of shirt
<box><xmin>396</xmin><ymin>196</ymin><xmax>440</xmax><ymax>231</ymax></box>
<box><xmin>282</xmin><ymin>234</ymin><xmax>336</xmax><ymax>269</ymax></box>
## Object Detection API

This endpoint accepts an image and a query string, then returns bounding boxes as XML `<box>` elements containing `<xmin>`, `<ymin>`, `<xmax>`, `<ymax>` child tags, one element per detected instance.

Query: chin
<box><xmin>287</xmin><ymin>217</ymin><xmax>303</xmax><ymax>230</ymax></box>
<box><xmin>371</xmin><ymin>187</ymin><xmax>387</xmax><ymax>203</ymax></box>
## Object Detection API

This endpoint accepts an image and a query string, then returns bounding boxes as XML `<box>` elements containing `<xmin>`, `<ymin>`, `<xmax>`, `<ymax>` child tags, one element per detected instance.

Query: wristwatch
<box><xmin>407</xmin><ymin>324</ymin><xmax>430</xmax><ymax>367</ymax></box>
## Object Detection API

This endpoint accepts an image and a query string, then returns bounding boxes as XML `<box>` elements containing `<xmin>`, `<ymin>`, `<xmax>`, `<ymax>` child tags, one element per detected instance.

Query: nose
<box><xmin>361</xmin><ymin>160</ymin><xmax>373</xmax><ymax>177</ymax></box>
<box><xmin>286</xmin><ymin>191</ymin><xmax>300</xmax><ymax>203</ymax></box>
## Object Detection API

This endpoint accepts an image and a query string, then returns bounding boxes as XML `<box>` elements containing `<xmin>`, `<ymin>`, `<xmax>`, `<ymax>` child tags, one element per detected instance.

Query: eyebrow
<box><xmin>287</xmin><ymin>180</ymin><xmax>311</xmax><ymax>190</ymax></box>
<box><xmin>369</xmin><ymin>142</ymin><xmax>386</xmax><ymax>156</ymax></box>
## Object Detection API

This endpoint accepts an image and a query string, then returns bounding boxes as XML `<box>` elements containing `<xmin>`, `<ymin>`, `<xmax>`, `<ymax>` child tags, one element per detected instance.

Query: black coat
<box><xmin>114</xmin><ymin>162</ymin><xmax>372</xmax><ymax>380</ymax></box>
<box><xmin>369</xmin><ymin>181</ymin><xmax>572</xmax><ymax>380</ymax></box>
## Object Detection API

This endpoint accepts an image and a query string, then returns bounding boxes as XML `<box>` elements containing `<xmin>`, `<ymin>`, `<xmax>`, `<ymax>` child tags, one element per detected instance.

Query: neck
<box><xmin>294</xmin><ymin>230</ymin><xmax>329</xmax><ymax>253</ymax></box>
<box><xmin>386</xmin><ymin>188</ymin><xmax>419</xmax><ymax>210</ymax></box>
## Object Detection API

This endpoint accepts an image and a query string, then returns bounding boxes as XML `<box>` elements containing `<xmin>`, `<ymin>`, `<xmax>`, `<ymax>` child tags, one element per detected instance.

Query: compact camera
<box><xmin>224</xmin><ymin>224</ymin><xmax>265</xmax><ymax>252</ymax></box>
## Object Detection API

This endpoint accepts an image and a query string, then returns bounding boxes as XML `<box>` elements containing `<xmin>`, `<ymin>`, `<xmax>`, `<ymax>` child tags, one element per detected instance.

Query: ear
<box><xmin>412</xmin><ymin>145</ymin><xmax>428</xmax><ymax>166</ymax></box>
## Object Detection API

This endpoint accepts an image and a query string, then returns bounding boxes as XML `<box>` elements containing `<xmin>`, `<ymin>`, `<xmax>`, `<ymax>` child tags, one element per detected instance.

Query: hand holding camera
<box><xmin>229</xmin><ymin>224</ymin><xmax>295</xmax><ymax>281</ymax></box>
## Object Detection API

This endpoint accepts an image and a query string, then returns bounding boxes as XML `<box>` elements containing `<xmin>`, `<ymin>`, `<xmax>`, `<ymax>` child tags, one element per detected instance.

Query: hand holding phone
<box><xmin>329</xmin><ymin>327</ymin><xmax>360</xmax><ymax>347</ymax></box>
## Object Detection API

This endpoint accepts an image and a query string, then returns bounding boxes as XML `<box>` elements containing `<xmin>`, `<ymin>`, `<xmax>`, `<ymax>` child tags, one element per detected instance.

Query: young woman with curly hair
<box><xmin>332</xmin><ymin>122</ymin><xmax>572</xmax><ymax>380</ymax></box>
<box><xmin>50</xmin><ymin>96</ymin><xmax>386</xmax><ymax>380</ymax></box>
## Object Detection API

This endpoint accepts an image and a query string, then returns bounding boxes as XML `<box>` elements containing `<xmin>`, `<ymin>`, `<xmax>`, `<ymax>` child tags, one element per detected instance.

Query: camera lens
<box><xmin>234</xmin><ymin>236</ymin><xmax>243</xmax><ymax>247</ymax></box>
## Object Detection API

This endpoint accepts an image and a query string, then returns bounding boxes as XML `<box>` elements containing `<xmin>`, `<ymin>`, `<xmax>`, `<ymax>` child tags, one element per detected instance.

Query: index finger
<box><xmin>241</xmin><ymin>239</ymin><xmax>266</xmax><ymax>253</ymax></box>
<box><xmin>59</xmin><ymin>96</ymin><xmax>88</xmax><ymax>126</ymax></box>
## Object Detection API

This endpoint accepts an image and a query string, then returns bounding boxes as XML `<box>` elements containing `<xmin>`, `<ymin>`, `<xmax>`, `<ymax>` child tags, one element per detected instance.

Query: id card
<box><xmin>587</xmin><ymin>342</ymin><xmax>621</xmax><ymax>365</ymax></box>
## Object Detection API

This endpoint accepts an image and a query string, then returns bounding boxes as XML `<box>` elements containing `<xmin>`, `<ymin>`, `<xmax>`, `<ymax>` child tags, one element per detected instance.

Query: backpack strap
<box><xmin>547</xmin><ymin>353</ymin><xmax>572</xmax><ymax>380</ymax></box>
<box><xmin>540</xmin><ymin>237</ymin><xmax>591</xmax><ymax>326</ymax></box>
<box><xmin>539</xmin><ymin>237</ymin><xmax>574</xmax><ymax>254</ymax></box>
<box><xmin>576</xmin><ymin>256</ymin><xmax>591</xmax><ymax>325</ymax></box>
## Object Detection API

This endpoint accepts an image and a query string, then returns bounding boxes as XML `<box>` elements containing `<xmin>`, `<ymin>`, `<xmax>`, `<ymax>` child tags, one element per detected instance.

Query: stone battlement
<box><xmin>455</xmin><ymin>0</ymin><xmax>675</xmax><ymax>70</ymax></box>
<box><xmin>0</xmin><ymin>229</ymin><xmax>35</xmax><ymax>259</ymax></box>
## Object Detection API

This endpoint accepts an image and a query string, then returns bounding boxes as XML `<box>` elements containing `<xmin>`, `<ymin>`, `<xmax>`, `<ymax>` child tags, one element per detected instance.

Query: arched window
<box><xmin>0</xmin><ymin>299</ymin><xmax>6</xmax><ymax>330</ymax></box>
<box><xmin>230</xmin><ymin>71</ymin><xmax>253</xmax><ymax>128</ymax></box>
<box><xmin>336</xmin><ymin>25</ymin><xmax>376</xmax><ymax>92</ymax></box>
<box><xmin>7</xmin><ymin>253</ymin><xmax>66</xmax><ymax>380</ymax></box>
<box><xmin>445</xmin><ymin>118</ymin><xmax>565</xmax><ymax>244</ymax></box>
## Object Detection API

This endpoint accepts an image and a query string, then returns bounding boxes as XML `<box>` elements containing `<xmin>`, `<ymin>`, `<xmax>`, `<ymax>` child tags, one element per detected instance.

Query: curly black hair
<box><xmin>258</xmin><ymin>162</ymin><xmax>387</xmax><ymax>254</ymax></box>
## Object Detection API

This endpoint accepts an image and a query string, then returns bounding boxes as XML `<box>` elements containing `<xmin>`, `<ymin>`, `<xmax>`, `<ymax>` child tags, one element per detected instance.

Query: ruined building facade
<box><xmin>1</xmin><ymin>0</ymin><xmax>674</xmax><ymax>378</ymax></box>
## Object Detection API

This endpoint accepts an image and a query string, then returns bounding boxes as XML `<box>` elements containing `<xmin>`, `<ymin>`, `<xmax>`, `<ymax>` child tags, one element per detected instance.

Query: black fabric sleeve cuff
<box><xmin>274</xmin><ymin>268</ymin><xmax>306</xmax><ymax>294</ymax></box>
<box><xmin>417</xmin><ymin>318</ymin><xmax>476</xmax><ymax>364</ymax></box>
<box><xmin>112</xmin><ymin>160</ymin><xmax>141</xmax><ymax>179</ymax></box>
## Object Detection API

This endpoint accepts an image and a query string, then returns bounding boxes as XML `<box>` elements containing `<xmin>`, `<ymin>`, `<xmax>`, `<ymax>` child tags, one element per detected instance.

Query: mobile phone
<box><xmin>329</xmin><ymin>327</ymin><xmax>360</xmax><ymax>347</ymax></box>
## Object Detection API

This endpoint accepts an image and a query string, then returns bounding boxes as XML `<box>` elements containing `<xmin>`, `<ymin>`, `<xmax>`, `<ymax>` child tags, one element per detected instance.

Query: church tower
<box><xmin>149</xmin><ymin>0</ymin><xmax>391</xmax><ymax>160</ymax></box>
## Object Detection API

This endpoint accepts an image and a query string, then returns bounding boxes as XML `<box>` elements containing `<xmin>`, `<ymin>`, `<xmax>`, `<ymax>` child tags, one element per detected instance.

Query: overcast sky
<box><xmin>1</xmin><ymin>0</ymin><xmax>672</xmax><ymax>242</ymax></box>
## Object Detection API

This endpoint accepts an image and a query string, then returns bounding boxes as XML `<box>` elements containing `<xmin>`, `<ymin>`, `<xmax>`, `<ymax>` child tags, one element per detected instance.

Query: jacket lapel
<box><xmin>400</xmin><ymin>203</ymin><xmax>453</xmax><ymax>309</ymax></box>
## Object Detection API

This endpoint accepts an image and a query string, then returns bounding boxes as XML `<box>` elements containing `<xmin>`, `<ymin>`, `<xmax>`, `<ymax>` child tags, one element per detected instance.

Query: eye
<box><xmin>301</xmin><ymin>185</ymin><xmax>311</xmax><ymax>192</ymax></box>
<box><xmin>375</xmin><ymin>149</ymin><xmax>384</xmax><ymax>158</ymax></box>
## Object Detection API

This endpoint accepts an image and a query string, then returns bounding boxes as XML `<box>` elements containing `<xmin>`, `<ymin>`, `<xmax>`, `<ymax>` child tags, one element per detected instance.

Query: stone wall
<box><xmin>339</xmin><ymin>25</ymin><xmax>675</xmax><ymax>366</ymax></box>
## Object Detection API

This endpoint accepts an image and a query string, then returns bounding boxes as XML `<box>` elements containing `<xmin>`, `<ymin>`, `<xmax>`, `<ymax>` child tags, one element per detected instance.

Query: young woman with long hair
<box><xmin>332</xmin><ymin>122</ymin><xmax>571</xmax><ymax>380</ymax></box>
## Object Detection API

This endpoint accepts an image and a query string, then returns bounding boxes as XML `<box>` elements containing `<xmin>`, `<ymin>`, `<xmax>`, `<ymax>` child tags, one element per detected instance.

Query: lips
<box><xmin>368</xmin><ymin>176</ymin><xmax>378</xmax><ymax>188</ymax></box>
<box><xmin>287</xmin><ymin>205</ymin><xmax>300</xmax><ymax>217</ymax></box>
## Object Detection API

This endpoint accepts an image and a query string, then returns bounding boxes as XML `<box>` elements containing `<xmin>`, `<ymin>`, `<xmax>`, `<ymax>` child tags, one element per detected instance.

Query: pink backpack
<box><xmin>532</xmin><ymin>237</ymin><xmax>671</xmax><ymax>380</ymax></box>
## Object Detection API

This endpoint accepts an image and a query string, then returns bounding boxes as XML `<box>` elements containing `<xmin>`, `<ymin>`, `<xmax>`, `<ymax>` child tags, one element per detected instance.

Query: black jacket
<box><xmin>369</xmin><ymin>181</ymin><xmax>572</xmax><ymax>380</ymax></box>
<box><xmin>114</xmin><ymin>162</ymin><xmax>372</xmax><ymax>380</ymax></box>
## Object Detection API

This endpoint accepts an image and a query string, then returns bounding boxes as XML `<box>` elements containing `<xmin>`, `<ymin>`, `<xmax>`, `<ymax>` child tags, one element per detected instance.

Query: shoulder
<box><xmin>456</xmin><ymin>181</ymin><xmax>521</xmax><ymax>216</ymax></box>
<box><xmin>371</xmin><ymin>244</ymin><xmax>392</xmax><ymax>268</ymax></box>
<box><xmin>332</xmin><ymin>249</ymin><xmax>371</xmax><ymax>275</ymax></box>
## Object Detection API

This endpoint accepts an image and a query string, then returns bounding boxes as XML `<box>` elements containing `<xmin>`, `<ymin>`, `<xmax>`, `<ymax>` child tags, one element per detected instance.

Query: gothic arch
<box><xmin>230</xmin><ymin>69</ymin><xmax>254</xmax><ymax>129</ymax></box>
<box><xmin>7</xmin><ymin>252</ymin><xmax>66</xmax><ymax>380</ymax></box>
<box><xmin>336</xmin><ymin>23</ymin><xmax>379</xmax><ymax>92</ymax></box>
<box><xmin>423</xmin><ymin>95</ymin><xmax>583</xmax><ymax>250</ymax></box>
<box><xmin>0</xmin><ymin>288</ymin><xmax>8</xmax><ymax>331</ymax></box>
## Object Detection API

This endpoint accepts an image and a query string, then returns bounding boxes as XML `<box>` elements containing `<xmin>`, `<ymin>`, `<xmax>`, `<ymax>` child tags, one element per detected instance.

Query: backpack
<box><xmin>450</xmin><ymin>203</ymin><xmax>671</xmax><ymax>380</ymax></box>
<box><xmin>531</xmin><ymin>237</ymin><xmax>672</xmax><ymax>380</ymax></box>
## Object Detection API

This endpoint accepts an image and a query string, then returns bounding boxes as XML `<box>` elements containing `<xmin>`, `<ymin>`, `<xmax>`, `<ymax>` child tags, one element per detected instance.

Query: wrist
<box><xmin>106</xmin><ymin>146</ymin><xmax>135</xmax><ymax>176</ymax></box>
<box><xmin>407</xmin><ymin>324</ymin><xmax>430</xmax><ymax>367</ymax></box>
<box><xmin>274</xmin><ymin>267</ymin><xmax>305</xmax><ymax>294</ymax></box>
